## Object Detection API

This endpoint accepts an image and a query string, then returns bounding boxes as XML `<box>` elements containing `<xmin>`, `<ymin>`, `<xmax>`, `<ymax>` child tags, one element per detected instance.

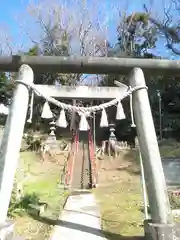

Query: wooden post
<box><xmin>0</xmin><ymin>64</ymin><xmax>33</xmax><ymax>222</ymax></box>
<box><xmin>129</xmin><ymin>68</ymin><xmax>172</xmax><ymax>224</ymax></box>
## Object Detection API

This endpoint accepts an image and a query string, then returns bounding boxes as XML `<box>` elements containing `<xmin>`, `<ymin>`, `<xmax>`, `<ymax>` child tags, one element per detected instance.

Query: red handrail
<box><xmin>88</xmin><ymin>131</ymin><xmax>97</xmax><ymax>186</ymax></box>
<box><xmin>65</xmin><ymin>131</ymin><xmax>78</xmax><ymax>186</ymax></box>
<box><xmin>69</xmin><ymin>132</ymin><xmax>79</xmax><ymax>186</ymax></box>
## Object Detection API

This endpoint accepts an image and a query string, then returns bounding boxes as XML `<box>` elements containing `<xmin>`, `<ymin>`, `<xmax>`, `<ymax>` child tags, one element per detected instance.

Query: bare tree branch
<box><xmin>23</xmin><ymin>0</ymin><xmax>115</xmax><ymax>78</ymax></box>
<box><xmin>144</xmin><ymin>1</ymin><xmax>180</xmax><ymax>55</ymax></box>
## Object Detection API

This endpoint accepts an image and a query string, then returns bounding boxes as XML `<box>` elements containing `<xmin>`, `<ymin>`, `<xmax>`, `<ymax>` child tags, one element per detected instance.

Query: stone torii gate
<box><xmin>0</xmin><ymin>56</ymin><xmax>178</xmax><ymax>239</ymax></box>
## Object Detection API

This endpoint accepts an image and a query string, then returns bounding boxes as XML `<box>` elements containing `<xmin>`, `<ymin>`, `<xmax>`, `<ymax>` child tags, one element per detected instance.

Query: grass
<box><xmin>159</xmin><ymin>138</ymin><xmax>180</xmax><ymax>157</ymax></box>
<box><xmin>9</xmin><ymin>138</ymin><xmax>180</xmax><ymax>239</ymax></box>
<box><xmin>94</xmin><ymin>177</ymin><xmax>144</xmax><ymax>239</ymax></box>
<box><xmin>94</xmin><ymin>140</ymin><xmax>180</xmax><ymax>239</ymax></box>
<box><xmin>94</xmin><ymin>152</ymin><xmax>144</xmax><ymax>239</ymax></box>
<box><xmin>159</xmin><ymin>139</ymin><xmax>180</xmax><ymax>222</ymax></box>
<box><xmin>11</xmin><ymin>151</ymin><xmax>69</xmax><ymax>240</ymax></box>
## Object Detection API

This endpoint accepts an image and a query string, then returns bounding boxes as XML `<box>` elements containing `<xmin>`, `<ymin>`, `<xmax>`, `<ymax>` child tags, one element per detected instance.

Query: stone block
<box><xmin>0</xmin><ymin>220</ymin><xmax>14</xmax><ymax>240</ymax></box>
<box><xmin>144</xmin><ymin>220</ymin><xmax>180</xmax><ymax>240</ymax></box>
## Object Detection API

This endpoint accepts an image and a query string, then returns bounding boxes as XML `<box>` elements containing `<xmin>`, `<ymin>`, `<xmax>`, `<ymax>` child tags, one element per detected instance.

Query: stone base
<box><xmin>46</xmin><ymin>136</ymin><xmax>56</xmax><ymax>143</ymax></box>
<box><xmin>0</xmin><ymin>220</ymin><xmax>14</xmax><ymax>240</ymax></box>
<box><xmin>144</xmin><ymin>220</ymin><xmax>180</xmax><ymax>240</ymax></box>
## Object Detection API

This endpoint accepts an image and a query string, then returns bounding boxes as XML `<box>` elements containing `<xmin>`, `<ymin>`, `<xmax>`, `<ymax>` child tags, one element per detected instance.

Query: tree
<box><xmin>99</xmin><ymin>9</ymin><xmax>175</xmax><ymax>137</ymax></box>
<box><xmin>116</xmin><ymin>12</ymin><xmax>157</xmax><ymax>57</ymax></box>
<box><xmin>0</xmin><ymin>73</ymin><xmax>13</xmax><ymax>105</ymax></box>
<box><xmin>22</xmin><ymin>0</ymin><xmax>110</xmax><ymax>65</ymax></box>
<box><xmin>16</xmin><ymin>0</ymin><xmax>114</xmax><ymax>131</ymax></box>
<box><xmin>142</xmin><ymin>2</ymin><xmax>180</xmax><ymax>56</ymax></box>
<box><xmin>101</xmin><ymin>11</ymin><xmax>159</xmax><ymax>87</ymax></box>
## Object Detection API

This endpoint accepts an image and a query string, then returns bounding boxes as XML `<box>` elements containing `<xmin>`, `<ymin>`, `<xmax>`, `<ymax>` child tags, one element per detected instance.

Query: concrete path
<box><xmin>50</xmin><ymin>191</ymin><xmax>107</xmax><ymax>240</ymax></box>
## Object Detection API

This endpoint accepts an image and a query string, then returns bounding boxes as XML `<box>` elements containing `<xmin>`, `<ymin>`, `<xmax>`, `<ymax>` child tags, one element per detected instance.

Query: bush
<box><xmin>23</xmin><ymin>133</ymin><xmax>42</xmax><ymax>152</ymax></box>
<box><xmin>168</xmin><ymin>192</ymin><xmax>180</xmax><ymax>209</ymax></box>
<box><xmin>8</xmin><ymin>190</ymin><xmax>40</xmax><ymax>218</ymax></box>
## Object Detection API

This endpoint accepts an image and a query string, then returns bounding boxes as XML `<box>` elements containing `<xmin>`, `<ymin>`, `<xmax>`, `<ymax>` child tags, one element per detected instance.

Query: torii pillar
<box><xmin>128</xmin><ymin>68</ymin><xmax>177</xmax><ymax>240</ymax></box>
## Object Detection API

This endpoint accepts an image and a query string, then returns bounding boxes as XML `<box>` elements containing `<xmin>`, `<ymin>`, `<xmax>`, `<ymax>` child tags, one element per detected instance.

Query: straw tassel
<box><xmin>56</xmin><ymin>109</ymin><xmax>68</xmax><ymax>128</ymax></box>
<box><xmin>116</xmin><ymin>101</ymin><xmax>126</xmax><ymax>120</ymax></box>
<box><xmin>79</xmin><ymin>112</ymin><xmax>90</xmax><ymax>131</ymax></box>
<box><xmin>0</xmin><ymin>103</ymin><xmax>9</xmax><ymax>115</ymax></box>
<box><xmin>27</xmin><ymin>91</ymin><xmax>34</xmax><ymax>123</ymax></box>
<box><xmin>41</xmin><ymin>101</ymin><xmax>53</xmax><ymax>119</ymax></box>
<box><xmin>100</xmin><ymin>108</ymin><xmax>108</xmax><ymax>127</ymax></box>
<box><xmin>130</xmin><ymin>93</ymin><xmax>136</xmax><ymax>127</ymax></box>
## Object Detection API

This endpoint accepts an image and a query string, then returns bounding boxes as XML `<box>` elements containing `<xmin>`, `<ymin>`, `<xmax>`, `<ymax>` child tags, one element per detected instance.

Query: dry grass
<box><xmin>94</xmin><ymin>150</ymin><xmax>144</xmax><ymax>239</ymax></box>
<box><xmin>94</xmin><ymin>141</ymin><xmax>180</xmax><ymax>239</ymax></box>
<box><xmin>159</xmin><ymin>139</ymin><xmax>180</xmax><ymax>157</ymax></box>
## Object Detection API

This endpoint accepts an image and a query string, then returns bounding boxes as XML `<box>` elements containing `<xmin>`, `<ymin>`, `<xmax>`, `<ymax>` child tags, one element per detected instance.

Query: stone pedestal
<box><xmin>144</xmin><ymin>220</ymin><xmax>180</xmax><ymax>240</ymax></box>
<box><xmin>0</xmin><ymin>220</ymin><xmax>14</xmax><ymax>240</ymax></box>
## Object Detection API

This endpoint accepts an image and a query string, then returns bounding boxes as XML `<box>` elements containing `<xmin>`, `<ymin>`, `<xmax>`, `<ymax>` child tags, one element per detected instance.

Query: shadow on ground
<box><xmin>29</xmin><ymin>212</ymin><xmax>144</xmax><ymax>240</ymax></box>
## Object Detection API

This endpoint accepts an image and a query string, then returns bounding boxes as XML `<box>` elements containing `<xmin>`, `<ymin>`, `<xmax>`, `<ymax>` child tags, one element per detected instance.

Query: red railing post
<box><xmin>88</xmin><ymin>131</ymin><xmax>97</xmax><ymax>187</ymax></box>
<box><xmin>65</xmin><ymin>131</ymin><xmax>78</xmax><ymax>187</ymax></box>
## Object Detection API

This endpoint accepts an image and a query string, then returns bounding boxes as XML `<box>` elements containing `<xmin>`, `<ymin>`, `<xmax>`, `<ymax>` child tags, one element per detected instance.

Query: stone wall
<box><xmin>162</xmin><ymin>158</ymin><xmax>180</xmax><ymax>187</ymax></box>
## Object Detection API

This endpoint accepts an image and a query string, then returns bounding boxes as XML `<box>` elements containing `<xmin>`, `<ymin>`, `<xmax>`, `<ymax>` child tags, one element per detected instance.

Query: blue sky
<box><xmin>0</xmin><ymin>0</ymin><xmax>31</xmax><ymax>51</ymax></box>
<box><xmin>0</xmin><ymin>0</ymin><xmax>27</xmax><ymax>30</ymax></box>
<box><xmin>0</xmin><ymin>0</ymin><xmax>177</xmax><ymax>59</ymax></box>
